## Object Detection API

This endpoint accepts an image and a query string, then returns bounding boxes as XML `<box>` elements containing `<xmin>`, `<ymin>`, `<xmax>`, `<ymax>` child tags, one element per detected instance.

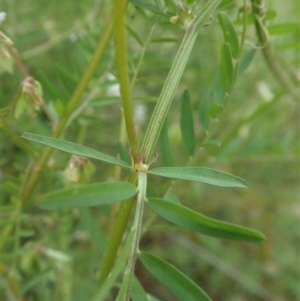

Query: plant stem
<box><xmin>98</xmin><ymin>173</ymin><xmax>136</xmax><ymax>284</ymax></box>
<box><xmin>116</xmin><ymin>166</ymin><xmax>147</xmax><ymax>301</ymax></box>
<box><xmin>19</xmin><ymin>14</ymin><xmax>115</xmax><ymax>208</ymax></box>
<box><xmin>140</xmin><ymin>0</ymin><xmax>221</xmax><ymax>163</ymax></box>
<box><xmin>114</xmin><ymin>0</ymin><xmax>140</xmax><ymax>161</ymax></box>
<box><xmin>97</xmin><ymin>0</ymin><xmax>221</xmax><ymax>286</ymax></box>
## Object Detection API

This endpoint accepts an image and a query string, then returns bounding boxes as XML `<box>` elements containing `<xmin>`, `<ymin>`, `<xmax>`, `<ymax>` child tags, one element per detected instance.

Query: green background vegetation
<box><xmin>0</xmin><ymin>0</ymin><xmax>299</xmax><ymax>300</ymax></box>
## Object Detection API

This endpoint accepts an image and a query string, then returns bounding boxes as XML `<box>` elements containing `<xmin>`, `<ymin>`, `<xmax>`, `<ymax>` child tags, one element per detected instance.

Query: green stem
<box><xmin>114</xmin><ymin>0</ymin><xmax>139</xmax><ymax>161</ymax></box>
<box><xmin>251</xmin><ymin>0</ymin><xmax>299</xmax><ymax>102</ymax></box>
<box><xmin>19</xmin><ymin>14</ymin><xmax>115</xmax><ymax>208</ymax></box>
<box><xmin>116</xmin><ymin>166</ymin><xmax>147</xmax><ymax>301</ymax></box>
<box><xmin>140</xmin><ymin>0</ymin><xmax>221</xmax><ymax>163</ymax></box>
<box><xmin>97</xmin><ymin>0</ymin><xmax>221</xmax><ymax>286</ymax></box>
<box><xmin>98</xmin><ymin>173</ymin><xmax>137</xmax><ymax>284</ymax></box>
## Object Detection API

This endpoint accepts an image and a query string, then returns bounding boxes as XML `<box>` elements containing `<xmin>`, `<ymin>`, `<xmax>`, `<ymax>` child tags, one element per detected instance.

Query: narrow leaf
<box><xmin>23</xmin><ymin>132</ymin><xmax>131</xmax><ymax>169</ymax></box>
<box><xmin>159</xmin><ymin>118</ymin><xmax>173</xmax><ymax>167</ymax></box>
<box><xmin>218</xmin><ymin>12</ymin><xmax>240</xmax><ymax>59</ymax></box>
<box><xmin>149</xmin><ymin>167</ymin><xmax>247</xmax><ymax>188</ymax></box>
<box><xmin>148</xmin><ymin>198</ymin><xmax>265</xmax><ymax>242</ymax></box>
<box><xmin>180</xmin><ymin>90</ymin><xmax>195</xmax><ymax>156</ymax></box>
<box><xmin>238</xmin><ymin>48</ymin><xmax>257</xmax><ymax>75</ymax></box>
<box><xmin>219</xmin><ymin>42</ymin><xmax>234</xmax><ymax>93</ymax></box>
<box><xmin>140</xmin><ymin>252</ymin><xmax>213</xmax><ymax>301</ymax></box>
<box><xmin>39</xmin><ymin>182</ymin><xmax>137</xmax><ymax>209</ymax></box>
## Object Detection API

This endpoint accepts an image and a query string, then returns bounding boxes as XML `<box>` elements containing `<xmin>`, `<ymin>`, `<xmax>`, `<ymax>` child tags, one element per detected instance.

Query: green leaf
<box><xmin>238</xmin><ymin>48</ymin><xmax>257</xmax><ymax>75</ymax></box>
<box><xmin>159</xmin><ymin>118</ymin><xmax>173</xmax><ymax>167</ymax></box>
<box><xmin>149</xmin><ymin>167</ymin><xmax>247</xmax><ymax>188</ymax></box>
<box><xmin>180</xmin><ymin>90</ymin><xmax>195</xmax><ymax>156</ymax></box>
<box><xmin>127</xmin><ymin>25</ymin><xmax>144</xmax><ymax>47</ymax></box>
<box><xmin>39</xmin><ymin>182</ymin><xmax>137</xmax><ymax>209</ymax></box>
<box><xmin>148</xmin><ymin>198</ymin><xmax>265</xmax><ymax>242</ymax></box>
<box><xmin>218</xmin><ymin>12</ymin><xmax>240</xmax><ymax>59</ymax></box>
<box><xmin>219</xmin><ymin>42</ymin><xmax>234</xmax><ymax>93</ymax></box>
<box><xmin>23</xmin><ymin>132</ymin><xmax>131</xmax><ymax>169</ymax></box>
<box><xmin>140</xmin><ymin>252</ymin><xmax>213</xmax><ymax>301</ymax></box>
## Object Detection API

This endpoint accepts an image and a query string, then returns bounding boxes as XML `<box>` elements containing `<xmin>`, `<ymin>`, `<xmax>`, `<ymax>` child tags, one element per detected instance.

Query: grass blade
<box><xmin>218</xmin><ymin>12</ymin><xmax>240</xmax><ymax>59</ymax></box>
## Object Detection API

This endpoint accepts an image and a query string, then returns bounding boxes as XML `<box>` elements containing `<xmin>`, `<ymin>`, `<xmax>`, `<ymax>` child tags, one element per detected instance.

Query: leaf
<box><xmin>159</xmin><ymin>118</ymin><xmax>173</xmax><ymax>167</ymax></box>
<box><xmin>218</xmin><ymin>12</ymin><xmax>240</xmax><ymax>59</ymax></box>
<box><xmin>180</xmin><ymin>90</ymin><xmax>195</xmax><ymax>156</ymax></box>
<box><xmin>147</xmin><ymin>198</ymin><xmax>265</xmax><ymax>242</ymax></box>
<box><xmin>149</xmin><ymin>167</ymin><xmax>247</xmax><ymax>188</ymax></box>
<box><xmin>23</xmin><ymin>132</ymin><xmax>131</xmax><ymax>169</ymax></box>
<box><xmin>126</xmin><ymin>25</ymin><xmax>144</xmax><ymax>47</ymax></box>
<box><xmin>238</xmin><ymin>48</ymin><xmax>257</xmax><ymax>75</ymax></box>
<box><xmin>140</xmin><ymin>252</ymin><xmax>213</xmax><ymax>301</ymax></box>
<box><xmin>219</xmin><ymin>42</ymin><xmax>234</xmax><ymax>93</ymax></box>
<box><xmin>39</xmin><ymin>182</ymin><xmax>137</xmax><ymax>209</ymax></box>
